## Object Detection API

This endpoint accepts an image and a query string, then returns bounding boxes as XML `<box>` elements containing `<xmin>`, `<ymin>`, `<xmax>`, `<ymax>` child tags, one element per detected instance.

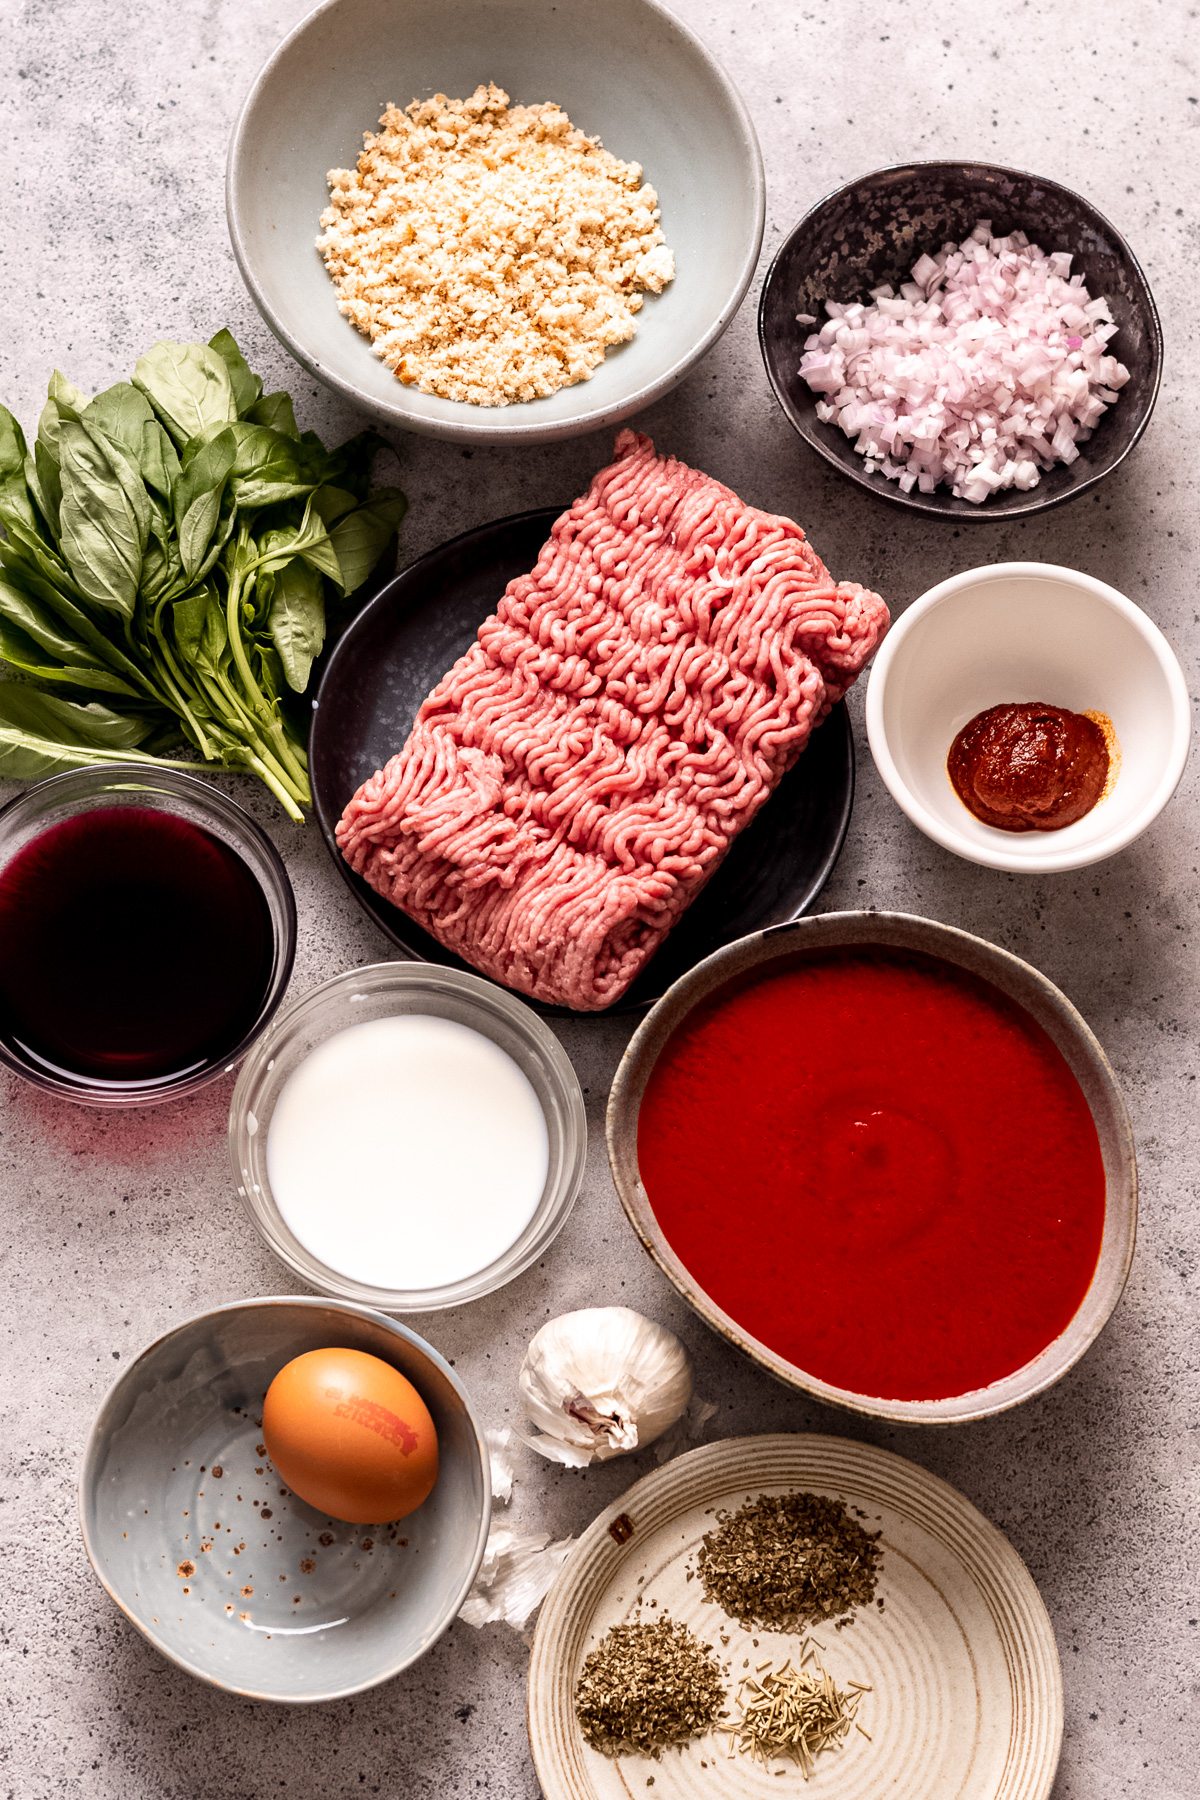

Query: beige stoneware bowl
<box><xmin>607</xmin><ymin>911</ymin><xmax>1137</xmax><ymax>1425</ymax></box>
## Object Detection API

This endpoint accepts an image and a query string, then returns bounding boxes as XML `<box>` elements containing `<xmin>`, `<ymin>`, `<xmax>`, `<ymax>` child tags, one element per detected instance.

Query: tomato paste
<box><xmin>948</xmin><ymin>702</ymin><xmax>1110</xmax><ymax>832</ymax></box>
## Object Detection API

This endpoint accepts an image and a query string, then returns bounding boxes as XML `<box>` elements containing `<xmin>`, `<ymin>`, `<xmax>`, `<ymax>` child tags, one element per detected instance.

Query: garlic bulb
<box><xmin>517</xmin><ymin>1307</ymin><xmax>693</xmax><ymax>1466</ymax></box>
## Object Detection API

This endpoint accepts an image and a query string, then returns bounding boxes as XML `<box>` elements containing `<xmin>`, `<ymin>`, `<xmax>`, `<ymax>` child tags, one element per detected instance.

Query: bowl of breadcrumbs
<box><xmin>227</xmin><ymin>0</ymin><xmax>764</xmax><ymax>444</ymax></box>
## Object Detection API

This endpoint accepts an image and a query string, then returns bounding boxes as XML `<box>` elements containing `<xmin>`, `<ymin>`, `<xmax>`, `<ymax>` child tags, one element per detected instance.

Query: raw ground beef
<box><xmin>337</xmin><ymin>432</ymin><xmax>888</xmax><ymax>1009</ymax></box>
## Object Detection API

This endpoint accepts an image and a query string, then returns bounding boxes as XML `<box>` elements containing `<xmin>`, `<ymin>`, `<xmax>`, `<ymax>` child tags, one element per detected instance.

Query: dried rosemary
<box><xmin>573</xmin><ymin>1616</ymin><xmax>726</xmax><ymax>1757</ymax></box>
<box><xmin>717</xmin><ymin>1640</ymin><xmax>871</xmax><ymax>1778</ymax></box>
<box><xmin>695</xmin><ymin>1491</ymin><xmax>882</xmax><ymax>1632</ymax></box>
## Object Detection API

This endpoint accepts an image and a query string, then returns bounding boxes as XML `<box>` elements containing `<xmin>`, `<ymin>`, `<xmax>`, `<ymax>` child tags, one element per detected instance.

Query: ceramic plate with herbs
<box><xmin>527</xmin><ymin>1435</ymin><xmax>1062</xmax><ymax>1800</ymax></box>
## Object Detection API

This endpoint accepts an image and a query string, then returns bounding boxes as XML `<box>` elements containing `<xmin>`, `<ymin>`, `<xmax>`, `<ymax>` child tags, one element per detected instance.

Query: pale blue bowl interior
<box><xmin>227</xmin><ymin>0</ymin><xmax>764</xmax><ymax>442</ymax></box>
<box><xmin>80</xmin><ymin>1298</ymin><xmax>489</xmax><ymax>1702</ymax></box>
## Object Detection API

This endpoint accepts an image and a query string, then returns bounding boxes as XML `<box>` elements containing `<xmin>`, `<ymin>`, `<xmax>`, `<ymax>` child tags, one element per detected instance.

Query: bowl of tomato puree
<box><xmin>608</xmin><ymin>911</ymin><xmax>1136</xmax><ymax>1424</ymax></box>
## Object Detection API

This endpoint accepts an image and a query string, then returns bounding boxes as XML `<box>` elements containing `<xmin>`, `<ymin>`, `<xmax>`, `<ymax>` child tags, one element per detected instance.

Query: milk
<box><xmin>266</xmin><ymin>1013</ymin><xmax>549</xmax><ymax>1290</ymax></box>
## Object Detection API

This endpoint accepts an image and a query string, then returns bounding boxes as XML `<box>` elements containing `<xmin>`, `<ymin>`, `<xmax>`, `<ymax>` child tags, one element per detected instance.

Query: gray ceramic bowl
<box><xmin>607</xmin><ymin>911</ymin><xmax>1137</xmax><ymax>1425</ymax></box>
<box><xmin>759</xmin><ymin>161</ymin><xmax>1162</xmax><ymax>519</ymax></box>
<box><xmin>227</xmin><ymin>0</ymin><xmax>764</xmax><ymax>444</ymax></box>
<box><xmin>79</xmin><ymin>1297</ymin><xmax>489</xmax><ymax>1702</ymax></box>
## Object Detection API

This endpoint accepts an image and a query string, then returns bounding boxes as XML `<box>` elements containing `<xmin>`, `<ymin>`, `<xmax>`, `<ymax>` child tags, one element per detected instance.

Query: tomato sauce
<box><xmin>636</xmin><ymin>948</ymin><xmax>1106</xmax><ymax>1401</ymax></box>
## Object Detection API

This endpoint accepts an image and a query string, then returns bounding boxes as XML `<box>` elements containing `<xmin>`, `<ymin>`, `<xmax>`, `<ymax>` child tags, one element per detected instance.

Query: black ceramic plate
<box><xmin>759</xmin><ymin>160</ymin><xmax>1163</xmax><ymax>521</ymax></box>
<box><xmin>310</xmin><ymin>510</ymin><xmax>854</xmax><ymax>1014</ymax></box>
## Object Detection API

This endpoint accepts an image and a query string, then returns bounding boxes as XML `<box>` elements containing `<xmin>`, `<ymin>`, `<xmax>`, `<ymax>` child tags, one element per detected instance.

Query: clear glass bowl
<box><xmin>228</xmin><ymin>962</ymin><xmax>588</xmax><ymax>1311</ymax></box>
<box><xmin>0</xmin><ymin>765</ymin><xmax>296</xmax><ymax>1108</ymax></box>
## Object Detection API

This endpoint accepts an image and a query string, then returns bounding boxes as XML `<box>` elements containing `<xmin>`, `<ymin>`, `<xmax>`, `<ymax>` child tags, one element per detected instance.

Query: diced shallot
<box><xmin>797</xmin><ymin>222</ymin><xmax>1130</xmax><ymax>503</ymax></box>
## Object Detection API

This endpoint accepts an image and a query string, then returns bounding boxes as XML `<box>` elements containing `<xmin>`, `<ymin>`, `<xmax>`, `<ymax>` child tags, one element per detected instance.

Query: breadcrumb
<box><xmin>316</xmin><ymin>83</ymin><xmax>675</xmax><ymax>407</ymax></box>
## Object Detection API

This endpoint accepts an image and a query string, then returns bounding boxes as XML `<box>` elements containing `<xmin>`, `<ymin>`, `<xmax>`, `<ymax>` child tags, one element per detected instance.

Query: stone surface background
<box><xmin>1</xmin><ymin>1</ymin><xmax>1197</xmax><ymax>1795</ymax></box>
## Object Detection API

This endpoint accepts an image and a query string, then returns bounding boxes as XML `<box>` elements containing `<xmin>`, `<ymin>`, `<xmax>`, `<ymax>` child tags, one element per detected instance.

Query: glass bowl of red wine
<box><xmin>0</xmin><ymin>766</ymin><xmax>296</xmax><ymax>1107</ymax></box>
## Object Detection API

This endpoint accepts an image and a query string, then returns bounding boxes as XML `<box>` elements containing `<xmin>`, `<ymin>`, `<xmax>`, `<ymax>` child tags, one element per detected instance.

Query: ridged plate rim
<box><xmin>527</xmin><ymin>1434</ymin><xmax>1062</xmax><ymax>1800</ymax></box>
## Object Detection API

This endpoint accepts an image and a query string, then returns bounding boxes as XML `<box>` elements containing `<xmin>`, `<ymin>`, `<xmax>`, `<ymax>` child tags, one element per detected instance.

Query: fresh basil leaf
<box><xmin>255</xmin><ymin>638</ymin><xmax>285</xmax><ymax>704</ymax></box>
<box><xmin>292</xmin><ymin>431</ymin><xmax>344</xmax><ymax>488</ymax></box>
<box><xmin>0</xmin><ymin>725</ymin><xmax>122</xmax><ymax>781</ymax></box>
<box><xmin>173</xmin><ymin>428</ymin><xmax>238</xmax><ymax>516</ymax></box>
<box><xmin>36</xmin><ymin>398</ymin><xmax>69</xmax><ymax>466</ymax></box>
<box><xmin>172</xmin><ymin>428</ymin><xmax>237</xmax><ymax>582</ymax></box>
<box><xmin>0</xmin><ymin>684</ymin><xmax>152</xmax><ymax>749</ymax></box>
<box><xmin>317</xmin><ymin>428</ymin><xmax>388</xmax><ymax>500</ymax></box>
<box><xmin>171</xmin><ymin>592</ymin><xmax>209</xmax><ymax>663</ymax></box>
<box><xmin>133</xmin><ymin>341</ymin><xmax>237</xmax><ymax>449</ymax></box>
<box><xmin>19</xmin><ymin>452</ymin><xmax>56</xmax><ymax>539</ymax></box>
<box><xmin>310</xmin><ymin>484</ymin><xmax>358</xmax><ymax>527</ymax></box>
<box><xmin>0</xmin><ymin>522</ymin><xmax>84</xmax><ymax>599</ymax></box>
<box><xmin>329</xmin><ymin>487</ymin><xmax>408</xmax><ymax>594</ymax></box>
<box><xmin>0</xmin><ymin>409</ymin><xmax>38</xmax><ymax>539</ymax></box>
<box><xmin>233</xmin><ymin>478</ymin><xmax>314</xmax><ymax>511</ymax></box>
<box><xmin>0</xmin><ymin>620</ymin><xmax>141</xmax><ymax>696</ymax></box>
<box><xmin>32</xmin><ymin>440</ymin><xmax>63</xmax><ymax>539</ymax></box>
<box><xmin>139</xmin><ymin>517</ymin><xmax>183</xmax><ymax>605</ymax></box>
<box><xmin>0</xmin><ymin>708</ymin><xmax>198</xmax><ymax>780</ymax></box>
<box><xmin>226</xmin><ymin>423</ymin><xmax>313</xmax><ymax>510</ymax></box>
<box><xmin>0</xmin><ymin>556</ymin><xmax>145</xmax><ymax>684</ymax></box>
<box><xmin>47</xmin><ymin>371</ymin><xmax>90</xmax><ymax>417</ymax></box>
<box><xmin>255</xmin><ymin>500</ymin><xmax>344</xmax><ymax>589</ymax></box>
<box><xmin>84</xmin><ymin>382</ymin><xmax>154</xmax><ymax>446</ymax></box>
<box><xmin>187</xmin><ymin>494</ymin><xmax>238</xmax><ymax>591</ymax></box>
<box><xmin>57</xmin><ymin>422</ymin><xmax>152</xmax><ymax>618</ymax></box>
<box><xmin>138</xmin><ymin>420</ymin><xmax>182</xmax><ymax>499</ymax></box>
<box><xmin>198</xmin><ymin>593</ymin><xmax>229</xmax><ymax>671</ymax></box>
<box><xmin>245</xmin><ymin>390</ymin><xmax>300</xmax><ymax>439</ymax></box>
<box><xmin>0</xmin><ymin>468</ymin><xmax>38</xmax><ymax>541</ymax></box>
<box><xmin>81</xmin><ymin>385</ymin><xmax>180</xmax><ymax>502</ymax></box>
<box><xmin>267</xmin><ymin>557</ymin><xmax>326</xmax><ymax>691</ymax></box>
<box><xmin>0</xmin><ymin>402</ymin><xmax>29</xmax><ymax>480</ymax></box>
<box><xmin>208</xmin><ymin>329</ymin><xmax>264</xmax><ymax>416</ymax></box>
<box><xmin>0</xmin><ymin>578</ymin><xmax>112</xmax><ymax>671</ymax></box>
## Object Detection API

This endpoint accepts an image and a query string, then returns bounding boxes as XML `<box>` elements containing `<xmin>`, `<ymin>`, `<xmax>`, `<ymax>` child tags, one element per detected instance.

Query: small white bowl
<box><xmin>865</xmin><ymin>562</ymin><xmax>1190</xmax><ymax>873</ymax></box>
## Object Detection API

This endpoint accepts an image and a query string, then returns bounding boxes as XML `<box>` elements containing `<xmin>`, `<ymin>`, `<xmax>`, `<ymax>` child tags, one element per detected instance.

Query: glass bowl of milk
<box><xmin>229</xmin><ymin>962</ymin><xmax>587</xmax><ymax>1310</ymax></box>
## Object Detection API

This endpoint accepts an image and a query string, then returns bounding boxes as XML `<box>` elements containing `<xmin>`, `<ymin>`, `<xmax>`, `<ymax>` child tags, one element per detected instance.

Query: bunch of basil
<box><xmin>0</xmin><ymin>329</ymin><xmax>405</xmax><ymax>820</ymax></box>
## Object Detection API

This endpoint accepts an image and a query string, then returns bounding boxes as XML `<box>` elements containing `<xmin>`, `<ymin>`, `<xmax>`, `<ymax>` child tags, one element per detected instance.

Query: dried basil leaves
<box><xmin>695</xmin><ymin>1491</ymin><xmax>883</xmax><ymax>1634</ymax></box>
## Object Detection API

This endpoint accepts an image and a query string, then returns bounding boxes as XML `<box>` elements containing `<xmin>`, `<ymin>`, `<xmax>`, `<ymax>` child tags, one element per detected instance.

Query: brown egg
<box><xmin>262</xmin><ymin>1347</ymin><xmax>438</xmax><ymax>1524</ymax></box>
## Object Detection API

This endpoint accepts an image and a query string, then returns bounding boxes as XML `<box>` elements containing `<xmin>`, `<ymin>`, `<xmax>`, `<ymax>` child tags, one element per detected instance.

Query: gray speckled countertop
<box><xmin>1</xmin><ymin>2</ymin><xmax>1197</xmax><ymax>1795</ymax></box>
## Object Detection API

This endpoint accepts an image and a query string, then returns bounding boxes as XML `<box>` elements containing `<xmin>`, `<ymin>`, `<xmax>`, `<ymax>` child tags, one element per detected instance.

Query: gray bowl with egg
<box><xmin>226</xmin><ymin>0</ymin><xmax>764</xmax><ymax>443</ymax></box>
<box><xmin>79</xmin><ymin>1296</ymin><xmax>489</xmax><ymax>1703</ymax></box>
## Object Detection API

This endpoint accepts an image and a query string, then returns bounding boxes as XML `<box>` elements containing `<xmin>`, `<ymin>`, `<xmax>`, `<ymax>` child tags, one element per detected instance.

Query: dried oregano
<box><xmin>573</xmin><ymin>1615</ymin><xmax>726</xmax><ymax>1757</ymax></box>
<box><xmin>695</xmin><ymin>1491</ymin><xmax>882</xmax><ymax>1633</ymax></box>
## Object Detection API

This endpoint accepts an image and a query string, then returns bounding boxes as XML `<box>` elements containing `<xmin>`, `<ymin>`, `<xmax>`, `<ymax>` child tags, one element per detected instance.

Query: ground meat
<box><xmin>337</xmin><ymin>432</ymin><xmax>888</xmax><ymax>1010</ymax></box>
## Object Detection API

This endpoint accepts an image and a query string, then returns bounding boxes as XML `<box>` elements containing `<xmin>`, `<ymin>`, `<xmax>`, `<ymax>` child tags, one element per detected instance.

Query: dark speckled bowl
<box><xmin>758</xmin><ymin>161</ymin><xmax>1163</xmax><ymax>521</ymax></box>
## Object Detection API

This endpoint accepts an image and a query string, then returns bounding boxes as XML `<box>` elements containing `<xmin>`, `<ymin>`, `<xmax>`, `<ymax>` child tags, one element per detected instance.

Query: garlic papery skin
<box><xmin>517</xmin><ymin>1307</ymin><xmax>693</xmax><ymax>1466</ymax></box>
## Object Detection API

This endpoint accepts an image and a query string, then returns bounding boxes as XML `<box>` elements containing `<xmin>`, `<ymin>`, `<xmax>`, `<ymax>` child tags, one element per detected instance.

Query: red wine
<box><xmin>0</xmin><ymin>806</ymin><xmax>274</xmax><ymax>1086</ymax></box>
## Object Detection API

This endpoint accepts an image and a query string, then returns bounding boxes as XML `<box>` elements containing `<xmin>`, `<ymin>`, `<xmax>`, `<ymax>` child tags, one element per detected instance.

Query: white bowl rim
<box><xmin>225</xmin><ymin>0</ymin><xmax>766</xmax><ymax>445</ymax></box>
<box><xmin>77</xmin><ymin>1294</ymin><xmax>492</xmax><ymax>1704</ymax></box>
<box><xmin>865</xmin><ymin>561</ymin><xmax>1192</xmax><ymax>873</ymax></box>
